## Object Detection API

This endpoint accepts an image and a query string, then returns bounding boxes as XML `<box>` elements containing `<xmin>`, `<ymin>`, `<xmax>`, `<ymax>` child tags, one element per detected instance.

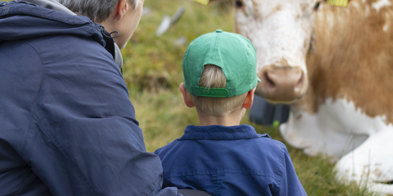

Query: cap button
<box><xmin>216</xmin><ymin>29</ymin><xmax>223</xmax><ymax>33</ymax></box>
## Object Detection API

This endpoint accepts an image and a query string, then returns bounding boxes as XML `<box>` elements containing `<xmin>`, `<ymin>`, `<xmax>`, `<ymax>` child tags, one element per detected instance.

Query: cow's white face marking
<box><xmin>234</xmin><ymin>0</ymin><xmax>318</xmax><ymax>73</ymax></box>
<box><xmin>372</xmin><ymin>0</ymin><xmax>392</xmax><ymax>11</ymax></box>
<box><xmin>233</xmin><ymin>0</ymin><xmax>320</xmax><ymax>102</ymax></box>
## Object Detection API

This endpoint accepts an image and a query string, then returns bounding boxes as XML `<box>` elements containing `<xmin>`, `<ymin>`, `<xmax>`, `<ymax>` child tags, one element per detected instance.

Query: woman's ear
<box><xmin>179</xmin><ymin>83</ymin><xmax>195</xmax><ymax>108</ymax></box>
<box><xmin>114</xmin><ymin>0</ymin><xmax>130</xmax><ymax>19</ymax></box>
<box><xmin>242</xmin><ymin>88</ymin><xmax>256</xmax><ymax>109</ymax></box>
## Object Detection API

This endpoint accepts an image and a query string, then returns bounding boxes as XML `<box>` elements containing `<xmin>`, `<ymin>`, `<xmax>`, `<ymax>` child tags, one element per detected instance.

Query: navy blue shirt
<box><xmin>155</xmin><ymin>125</ymin><xmax>307</xmax><ymax>196</ymax></box>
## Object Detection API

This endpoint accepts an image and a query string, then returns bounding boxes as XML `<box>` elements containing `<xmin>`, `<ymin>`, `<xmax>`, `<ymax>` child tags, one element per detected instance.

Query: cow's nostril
<box><xmin>296</xmin><ymin>72</ymin><xmax>304</xmax><ymax>87</ymax></box>
<box><xmin>264</xmin><ymin>71</ymin><xmax>276</xmax><ymax>88</ymax></box>
<box><xmin>294</xmin><ymin>72</ymin><xmax>305</xmax><ymax>94</ymax></box>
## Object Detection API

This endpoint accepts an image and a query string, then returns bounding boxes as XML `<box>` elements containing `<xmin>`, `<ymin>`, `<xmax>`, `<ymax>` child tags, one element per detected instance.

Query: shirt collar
<box><xmin>179</xmin><ymin>124</ymin><xmax>269</xmax><ymax>140</ymax></box>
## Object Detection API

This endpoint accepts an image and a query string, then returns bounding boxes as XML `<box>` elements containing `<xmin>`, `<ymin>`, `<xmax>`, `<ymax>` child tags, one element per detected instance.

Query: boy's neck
<box><xmin>197</xmin><ymin>108</ymin><xmax>246</xmax><ymax>126</ymax></box>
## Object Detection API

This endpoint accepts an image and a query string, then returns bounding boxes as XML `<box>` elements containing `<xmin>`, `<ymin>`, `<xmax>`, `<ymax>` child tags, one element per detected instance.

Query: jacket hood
<box><xmin>0</xmin><ymin>1</ymin><xmax>105</xmax><ymax>46</ymax></box>
<box><xmin>15</xmin><ymin>0</ymin><xmax>75</xmax><ymax>15</ymax></box>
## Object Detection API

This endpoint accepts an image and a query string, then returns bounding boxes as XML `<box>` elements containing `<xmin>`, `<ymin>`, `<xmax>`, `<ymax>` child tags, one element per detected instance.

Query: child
<box><xmin>155</xmin><ymin>30</ymin><xmax>307</xmax><ymax>196</ymax></box>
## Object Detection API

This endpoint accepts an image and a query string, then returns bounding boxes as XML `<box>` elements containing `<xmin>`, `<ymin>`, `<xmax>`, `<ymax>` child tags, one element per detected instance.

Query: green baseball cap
<box><xmin>183</xmin><ymin>29</ymin><xmax>259</xmax><ymax>98</ymax></box>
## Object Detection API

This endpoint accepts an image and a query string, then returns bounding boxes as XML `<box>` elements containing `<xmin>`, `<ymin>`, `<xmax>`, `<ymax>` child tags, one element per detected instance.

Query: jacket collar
<box><xmin>179</xmin><ymin>125</ymin><xmax>269</xmax><ymax>140</ymax></box>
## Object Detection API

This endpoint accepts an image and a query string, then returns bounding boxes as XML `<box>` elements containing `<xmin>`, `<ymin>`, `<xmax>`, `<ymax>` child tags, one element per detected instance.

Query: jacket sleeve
<box><xmin>279</xmin><ymin>146</ymin><xmax>307</xmax><ymax>196</ymax></box>
<box><xmin>23</xmin><ymin>39</ymin><xmax>178</xmax><ymax>196</ymax></box>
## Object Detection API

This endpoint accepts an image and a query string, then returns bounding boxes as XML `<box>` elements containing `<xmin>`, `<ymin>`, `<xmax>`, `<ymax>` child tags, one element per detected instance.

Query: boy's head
<box><xmin>181</xmin><ymin>30</ymin><xmax>259</xmax><ymax>116</ymax></box>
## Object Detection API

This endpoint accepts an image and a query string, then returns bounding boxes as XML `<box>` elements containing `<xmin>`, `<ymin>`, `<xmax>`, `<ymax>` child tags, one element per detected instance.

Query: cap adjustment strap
<box><xmin>198</xmin><ymin>87</ymin><xmax>229</xmax><ymax>98</ymax></box>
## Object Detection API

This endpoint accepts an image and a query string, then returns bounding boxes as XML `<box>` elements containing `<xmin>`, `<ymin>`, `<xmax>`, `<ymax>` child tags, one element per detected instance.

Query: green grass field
<box><xmin>125</xmin><ymin>0</ymin><xmax>374</xmax><ymax>195</ymax></box>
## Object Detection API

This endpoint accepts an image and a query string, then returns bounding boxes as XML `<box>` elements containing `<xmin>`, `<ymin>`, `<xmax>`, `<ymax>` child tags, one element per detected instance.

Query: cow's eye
<box><xmin>235</xmin><ymin>0</ymin><xmax>243</xmax><ymax>8</ymax></box>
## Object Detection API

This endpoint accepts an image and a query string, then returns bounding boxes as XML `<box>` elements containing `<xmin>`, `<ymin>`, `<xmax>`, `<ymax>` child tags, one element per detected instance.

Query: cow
<box><xmin>230</xmin><ymin>0</ymin><xmax>393</xmax><ymax>194</ymax></box>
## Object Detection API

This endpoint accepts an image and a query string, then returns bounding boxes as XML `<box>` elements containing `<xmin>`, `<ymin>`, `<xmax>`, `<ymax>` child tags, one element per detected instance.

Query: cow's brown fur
<box><xmin>300</xmin><ymin>0</ymin><xmax>393</xmax><ymax>124</ymax></box>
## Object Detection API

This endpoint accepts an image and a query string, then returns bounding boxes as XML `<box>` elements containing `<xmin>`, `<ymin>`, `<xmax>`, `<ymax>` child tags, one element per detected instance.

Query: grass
<box><xmin>125</xmin><ymin>0</ymin><xmax>375</xmax><ymax>195</ymax></box>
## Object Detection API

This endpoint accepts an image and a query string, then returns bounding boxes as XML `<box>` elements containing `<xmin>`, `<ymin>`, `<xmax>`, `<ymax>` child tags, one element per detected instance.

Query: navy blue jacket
<box><xmin>155</xmin><ymin>125</ymin><xmax>307</xmax><ymax>196</ymax></box>
<box><xmin>0</xmin><ymin>1</ymin><xmax>177</xmax><ymax>195</ymax></box>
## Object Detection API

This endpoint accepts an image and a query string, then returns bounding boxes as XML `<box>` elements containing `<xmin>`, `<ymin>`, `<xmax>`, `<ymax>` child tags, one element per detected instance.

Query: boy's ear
<box><xmin>242</xmin><ymin>88</ymin><xmax>256</xmax><ymax>109</ymax></box>
<box><xmin>114</xmin><ymin>0</ymin><xmax>129</xmax><ymax>19</ymax></box>
<box><xmin>179</xmin><ymin>83</ymin><xmax>195</xmax><ymax>108</ymax></box>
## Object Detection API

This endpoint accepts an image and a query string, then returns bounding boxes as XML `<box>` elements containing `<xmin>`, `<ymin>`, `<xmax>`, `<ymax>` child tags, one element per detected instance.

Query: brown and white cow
<box><xmin>231</xmin><ymin>0</ymin><xmax>393</xmax><ymax>194</ymax></box>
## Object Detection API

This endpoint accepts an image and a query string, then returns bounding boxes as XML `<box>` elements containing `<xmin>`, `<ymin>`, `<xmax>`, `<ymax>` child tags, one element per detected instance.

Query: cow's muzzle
<box><xmin>256</xmin><ymin>65</ymin><xmax>308</xmax><ymax>103</ymax></box>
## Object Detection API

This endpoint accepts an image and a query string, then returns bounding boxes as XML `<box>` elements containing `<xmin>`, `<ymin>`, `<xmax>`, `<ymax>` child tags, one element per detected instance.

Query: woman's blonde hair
<box><xmin>190</xmin><ymin>65</ymin><xmax>247</xmax><ymax>116</ymax></box>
